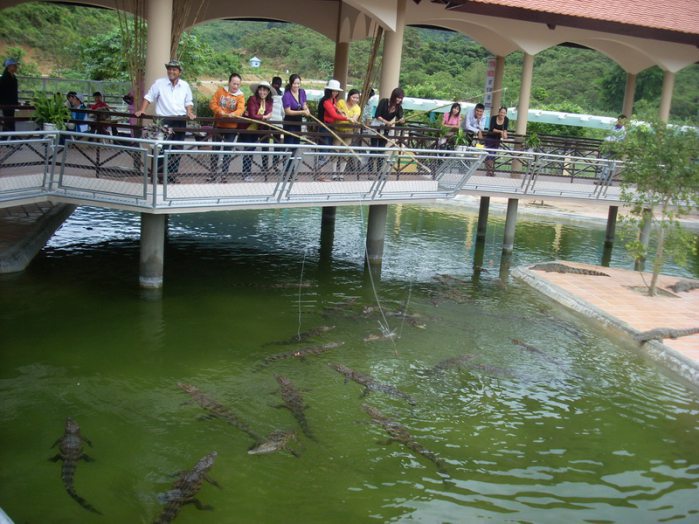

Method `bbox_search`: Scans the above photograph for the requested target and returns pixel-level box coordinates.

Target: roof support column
[622,73,636,117]
[515,52,534,136]
[334,42,350,90]
[659,70,675,123]
[490,56,505,114]
[379,0,406,97]
[145,0,173,93]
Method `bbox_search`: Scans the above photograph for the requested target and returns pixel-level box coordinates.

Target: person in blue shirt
[66,92,89,133]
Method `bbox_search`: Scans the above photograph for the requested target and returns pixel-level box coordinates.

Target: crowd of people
[1,56,513,177]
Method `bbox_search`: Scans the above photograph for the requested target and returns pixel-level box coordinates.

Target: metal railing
[0,131,491,210]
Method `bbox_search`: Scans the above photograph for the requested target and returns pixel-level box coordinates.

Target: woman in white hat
[317,79,350,180]
[317,79,348,145]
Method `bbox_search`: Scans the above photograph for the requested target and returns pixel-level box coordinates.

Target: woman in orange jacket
[209,72,246,180]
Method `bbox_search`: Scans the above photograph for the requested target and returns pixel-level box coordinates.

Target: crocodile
[274,375,315,441]
[362,404,447,475]
[177,383,262,443]
[667,280,699,293]
[329,363,416,405]
[155,451,219,524]
[511,338,546,356]
[262,341,345,365]
[248,430,299,457]
[429,354,476,373]
[530,263,610,276]
[265,325,336,346]
[635,327,699,344]
[49,417,101,515]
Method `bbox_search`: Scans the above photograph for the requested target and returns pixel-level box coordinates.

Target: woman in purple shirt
[282,74,310,145]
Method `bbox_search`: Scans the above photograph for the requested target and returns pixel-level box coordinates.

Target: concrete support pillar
[622,73,636,118]
[659,70,675,123]
[365,204,388,266]
[379,0,406,98]
[515,53,534,136]
[490,56,506,114]
[144,0,173,98]
[502,198,519,254]
[333,42,350,91]
[605,206,619,245]
[139,213,166,288]
[319,206,336,275]
[476,196,490,241]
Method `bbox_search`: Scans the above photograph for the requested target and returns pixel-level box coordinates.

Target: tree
[606,119,699,295]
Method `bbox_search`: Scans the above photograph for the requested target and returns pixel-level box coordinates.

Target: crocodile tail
[66,486,102,515]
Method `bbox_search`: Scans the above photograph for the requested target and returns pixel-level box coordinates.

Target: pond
[1,203,698,523]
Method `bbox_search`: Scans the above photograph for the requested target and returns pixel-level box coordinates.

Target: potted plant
[32,93,70,131]
[453,129,470,151]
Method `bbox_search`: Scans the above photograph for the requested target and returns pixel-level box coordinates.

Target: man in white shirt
[136,60,196,179]
[462,103,486,145]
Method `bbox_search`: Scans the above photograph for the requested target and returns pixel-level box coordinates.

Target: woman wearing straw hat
[240,80,273,180]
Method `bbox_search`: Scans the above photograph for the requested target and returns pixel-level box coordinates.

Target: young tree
[607,119,699,296]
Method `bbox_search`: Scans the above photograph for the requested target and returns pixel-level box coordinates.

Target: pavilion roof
[439,0,699,45]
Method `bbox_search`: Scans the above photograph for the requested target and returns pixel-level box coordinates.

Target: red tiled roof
[447,0,699,43]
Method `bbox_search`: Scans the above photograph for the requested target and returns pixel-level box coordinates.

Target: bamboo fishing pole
[229,114,317,145]
[306,112,363,163]
[360,122,433,174]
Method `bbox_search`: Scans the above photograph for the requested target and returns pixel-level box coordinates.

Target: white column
[144,0,173,99]
[490,55,505,113]
[515,53,534,135]
[379,0,406,98]
[334,42,350,90]
[659,70,675,123]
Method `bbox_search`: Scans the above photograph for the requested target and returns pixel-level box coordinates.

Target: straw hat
[325,79,343,92]
[250,80,272,95]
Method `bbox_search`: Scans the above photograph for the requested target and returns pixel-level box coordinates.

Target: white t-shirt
[144,77,193,117]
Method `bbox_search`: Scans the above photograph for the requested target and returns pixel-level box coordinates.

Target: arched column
[379,0,406,97]
[659,70,675,123]
[515,53,534,136]
[334,42,350,90]
[144,0,173,97]
[490,56,506,114]
[622,73,636,117]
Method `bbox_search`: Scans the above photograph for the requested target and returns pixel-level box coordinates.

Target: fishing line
[357,199,398,355]
[297,248,307,341]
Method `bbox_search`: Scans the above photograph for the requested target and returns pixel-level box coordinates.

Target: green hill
[0,2,696,123]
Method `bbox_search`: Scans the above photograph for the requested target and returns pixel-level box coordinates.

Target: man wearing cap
[0,58,19,134]
[135,60,196,178]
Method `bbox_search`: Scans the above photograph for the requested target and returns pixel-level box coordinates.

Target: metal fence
[0,131,493,210]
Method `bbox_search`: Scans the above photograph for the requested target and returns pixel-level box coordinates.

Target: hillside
[0,2,697,123]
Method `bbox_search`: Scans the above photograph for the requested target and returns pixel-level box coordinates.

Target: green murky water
[1,204,698,523]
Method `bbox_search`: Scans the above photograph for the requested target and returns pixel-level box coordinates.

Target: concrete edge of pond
[512,265,699,388]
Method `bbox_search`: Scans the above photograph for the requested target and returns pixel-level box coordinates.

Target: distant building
[249,56,261,68]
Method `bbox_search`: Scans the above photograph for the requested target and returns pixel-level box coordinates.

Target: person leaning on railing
[135,59,197,180]
[484,106,509,176]
[239,81,273,181]
[336,88,362,174]
[368,87,405,174]
[208,72,245,181]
